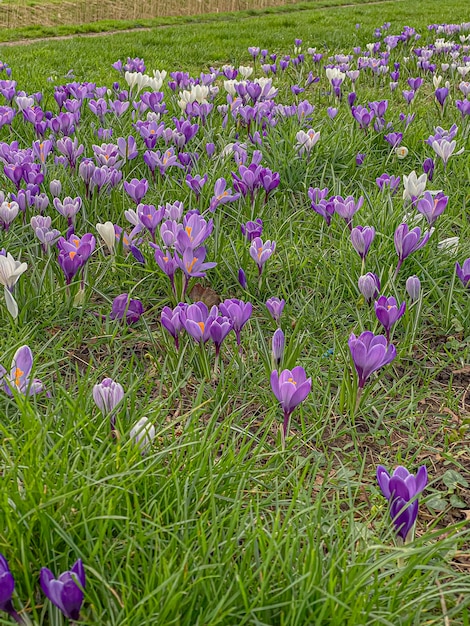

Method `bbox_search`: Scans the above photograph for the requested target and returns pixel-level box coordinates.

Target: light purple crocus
[358,273,380,304]
[272,328,285,367]
[377,465,427,541]
[394,224,430,277]
[270,366,311,439]
[209,177,240,212]
[348,331,396,389]
[219,298,253,345]
[455,258,470,288]
[0,345,44,397]
[0,553,22,624]
[124,178,149,205]
[265,297,285,325]
[137,203,165,241]
[374,296,406,342]
[416,192,448,226]
[333,195,364,230]
[241,218,263,241]
[40,559,86,621]
[249,237,276,275]
[181,302,218,344]
[350,226,375,259]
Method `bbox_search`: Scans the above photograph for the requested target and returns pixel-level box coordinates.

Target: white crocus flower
[96,222,116,254]
[325,67,345,84]
[15,96,34,111]
[149,70,167,91]
[130,417,156,454]
[0,253,27,319]
[433,74,443,89]
[431,139,464,167]
[296,129,321,155]
[403,171,427,203]
[238,66,254,79]
[224,80,238,97]
[395,146,409,159]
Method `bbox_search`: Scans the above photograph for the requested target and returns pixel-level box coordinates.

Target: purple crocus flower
[249,237,276,275]
[265,297,285,325]
[241,218,263,241]
[434,87,449,108]
[53,196,82,221]
[422,157,435,182]
[350,226,375,259]
[238,268,247,289]
[394,224,430,276]
[57,233,95,284]
[110,293,144,325]
[0,345,44,397]
[181,302,218,344]
[376,173,401,195]
[334,195,364,230]
[348,331,396,389]
[209,177,240,212]
[0,553,23,624]
[376,465,427,541]
[93,377,124,430]
[137,203,165,241]
[176,213,213,253]
[124,178,149,205]
[416,192,448,226]
[358,273,380,304]
[374,296,406,342]
[40,559,86,621]
[185,173,208,198]
[219,298,253,345]
[455,258,470,288]
[270,366,311,439]
[161,303,187,349]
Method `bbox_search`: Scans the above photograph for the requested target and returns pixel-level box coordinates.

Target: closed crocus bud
[129,417,156,454]
[49,179,62,197]
[266,297,286,325]
[358,273,380,304]
[238,268,247,289]
[40,559,85,622]
[406,276,421,302]
[272,328,285,367]
[93,378,124,430]
[96,221,116,254]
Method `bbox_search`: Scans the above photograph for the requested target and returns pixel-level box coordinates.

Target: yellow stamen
[197,321,205,332]
[14,367,24,387]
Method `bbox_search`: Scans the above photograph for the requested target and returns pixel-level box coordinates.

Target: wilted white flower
[437,236,459,254]
[395,146,409,159]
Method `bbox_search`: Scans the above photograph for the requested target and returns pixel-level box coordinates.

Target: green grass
[1,0,470,624]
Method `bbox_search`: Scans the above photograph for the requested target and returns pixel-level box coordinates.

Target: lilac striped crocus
[358,273,380,304]
[333,195,363,230]
[416,192,448,227]
[161,303,187,349]
[265,297,286,325]
[249,237,276,275]
[124,178,149,205]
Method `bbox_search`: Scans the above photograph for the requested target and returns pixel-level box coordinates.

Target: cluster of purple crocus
[0,554,85,623]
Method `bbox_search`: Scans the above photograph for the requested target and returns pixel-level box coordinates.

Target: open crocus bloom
[0,345,44,396]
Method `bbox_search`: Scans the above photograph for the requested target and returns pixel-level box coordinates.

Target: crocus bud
[238,268,247,289]
[49,179,62,197]
[358,272,380,304]
[272,328,285,367]
[93,378,124,430]
[406,275,421,302]
[129,416,156,454]
[266,297,286,325]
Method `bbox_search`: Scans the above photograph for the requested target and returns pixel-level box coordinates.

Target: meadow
[0,0,470,624]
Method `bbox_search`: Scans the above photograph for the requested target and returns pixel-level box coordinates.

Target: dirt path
[0,0,403,47]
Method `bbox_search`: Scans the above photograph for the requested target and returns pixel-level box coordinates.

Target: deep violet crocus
[209,315,233,356]
[393,224,430,277]
[455,258,470,288]
[181,302,218,344]
[110,293,144,325]
[161,303,188,349]
[348,331,396,390]
[40,559,86,621]
[241,219,263,241]
[0,553,23,624]
[377,465,428,541]
[374,296,406,342]
[270,366,311,440]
